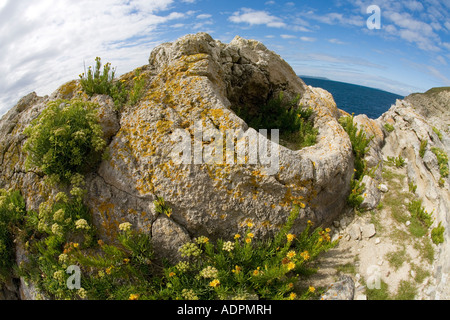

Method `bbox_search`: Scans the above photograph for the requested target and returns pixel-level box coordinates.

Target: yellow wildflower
[300,251,310,261]
[169,272,176,277]
[286,234,295,242]
[286,251,296,259]
[129,294,139,300]
[232,265,241,274]
[287,262,296,271]
[106,266,114,275]
[73,243,79,249]
[234,234,241,240]
[325,228,331,233]
[289,293,297,300]
[123,258,130,264]
[209,279,220,288]
[247,233,255,238]
[309,286,316,293]
[247,222,254,228]
[245,237,252,244]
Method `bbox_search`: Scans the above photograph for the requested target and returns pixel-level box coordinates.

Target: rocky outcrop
[379,92,450,300]
[0,33,354,270]
[1,32,448,300]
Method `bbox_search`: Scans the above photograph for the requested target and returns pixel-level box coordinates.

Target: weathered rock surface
[321,275,355,300]
[1,33,448,301]
[0,33,353,269]
[378,91,450,300]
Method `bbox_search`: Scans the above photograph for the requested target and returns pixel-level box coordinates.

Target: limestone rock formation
[0,33,353,269]
[378,91,450,300]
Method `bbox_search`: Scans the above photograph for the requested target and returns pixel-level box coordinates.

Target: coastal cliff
[0,33,448,300]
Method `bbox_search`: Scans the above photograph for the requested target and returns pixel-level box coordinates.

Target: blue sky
[1,0,449,115]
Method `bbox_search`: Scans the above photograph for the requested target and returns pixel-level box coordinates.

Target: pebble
[379,184,389,193]
[375,238,381,245]
[406,221,411,226]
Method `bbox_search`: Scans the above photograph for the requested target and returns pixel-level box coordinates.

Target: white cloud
[328,38,346,45]
[0,0,185,115]
[229,8,286,28]
[280,34,296,39]
[197,14,212,19]
[300,36,316,42]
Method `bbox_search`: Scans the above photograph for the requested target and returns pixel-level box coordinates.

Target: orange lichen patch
[57,80,80,99]
[95,201,118,239]
[156,119,174,135]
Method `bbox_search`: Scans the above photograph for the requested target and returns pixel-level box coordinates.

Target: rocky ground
[309,157,446,300]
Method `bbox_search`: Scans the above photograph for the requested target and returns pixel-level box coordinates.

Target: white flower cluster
[75,219,90,230]
[179,242,202,258]
[51,223,64,237]
[53,209,65,222]
[175,261,190,273]
[199,266,218,279]
[119,222,132,232]
[222,241,235,252]
[182,289,199,300]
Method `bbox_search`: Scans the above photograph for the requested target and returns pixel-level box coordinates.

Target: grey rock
[321,275,355,300]
[362,223,376,239]
[349,224,362,241]
[360,175,381,211]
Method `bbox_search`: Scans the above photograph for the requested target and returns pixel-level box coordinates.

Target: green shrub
[431,147,449,179]
[80,57,116,97]
[18,202,336,300]
[432,127,443,141]
[128,70,147,106]
[18,186,97,299]
[23,99,106,184]
[154,197,173,218]
[383,123,395,133]
[431,222,445,245]
[408,182,417,194]
[419,140,428,158]
[347,174,365,208]
[387,155,406,168]
[408,200,434,229]
[0,189,25,282]
[79,58,148,110]
[233,93,318,150]
[339,114,373,180]
[161,206,336,300]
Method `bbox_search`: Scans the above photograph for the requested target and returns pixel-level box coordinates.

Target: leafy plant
[0,189,26,282]
[339,114,373,180]
[431,222,445,245]
[233,93,318,150]
[419,140,428,158]
[79,58,148,110]
[23,99,106,184]
[387,155,406,168]
[162,206,336,300]
[383,123,394,133]
[408,200,434,229]
[347,174,365,209]
[154,197,173,218]
[432,127,443,141]
[18,201,336,300]
[80,57,116,97]
[431,147,449,180]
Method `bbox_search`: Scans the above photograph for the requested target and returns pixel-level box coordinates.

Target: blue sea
[301,76,404,119]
